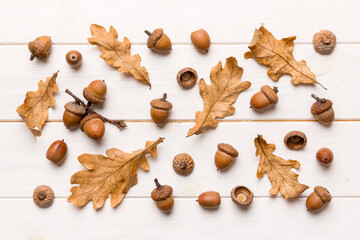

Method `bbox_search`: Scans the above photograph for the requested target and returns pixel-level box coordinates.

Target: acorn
[151,178,174,212]
[214,143,238,170]
[63,102,86,129]
[83,80,107,104]
[306,186,332,212]
[28,36,52,61]
[197,191,221,209]
[150,93,173,125]
[190,29,211,52]
[66,50,82,68]
[145,28,172,53]
[250,85,279,110]
[46,139,68,164]
[80,114,105,140]
[311,94,334,125]
[316,147,334,165]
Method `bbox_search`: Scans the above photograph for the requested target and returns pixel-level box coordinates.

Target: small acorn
[311,94,334,125]
[150,93,173,125]
[151,178,174,212]
[214,143,238,170]
[316,147,333,165]
[250,85,279,110]
[46,139,68,164]
[190,29,211,52]
[80,114,105,140]
[63,102,86,129]
[83,80,107,104]
[28,36,52,61]
[306,186,332,212]
[145,28,172,53]
[197,191,221,209]
[66,50,82,68]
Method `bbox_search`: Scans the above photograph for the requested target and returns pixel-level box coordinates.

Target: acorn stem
[30,54,35,61]
[311,94,326,103]
[154,178,162,189]
[272,86,279,93]
[162,93,167,101]
[145,30,151,36]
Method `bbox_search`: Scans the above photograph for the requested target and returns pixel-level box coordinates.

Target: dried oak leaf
[16,71,59,137]
[68,137,163,210]
[187,57,251,137]
[88,24,150,87]
[254,135,309,199]
[244,25,325,89]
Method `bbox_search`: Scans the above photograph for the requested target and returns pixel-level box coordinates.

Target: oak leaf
[88,24,150,87]
[187,57,251,137]
[68,137,163,210]
[16,71,59,137]
[254,135,309,199]
[244,25,325,89]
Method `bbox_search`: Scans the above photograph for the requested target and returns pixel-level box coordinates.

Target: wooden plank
[0,0,359,43]
[0,122,357,197]
[0,198,359,240]
[0,44,358,120]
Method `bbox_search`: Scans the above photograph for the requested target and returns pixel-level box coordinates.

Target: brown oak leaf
[244,25,325,89]
[68,137,163,210]
[88,24,150,87]
[16,71,59,137]
[187,57,251,137]
[254,135,309,199]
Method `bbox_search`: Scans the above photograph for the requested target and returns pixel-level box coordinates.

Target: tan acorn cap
[83,87,105,104]
[151,179,173,201]
[283,131,307,150]
[217,143,239,158]
[173,153,194,176]
[79,113,102,131]
[64,102,86,115]
[33,185,54,208]
[313,30,336,55]
[311,98,333,115]
[314,186,332,203]
[261,85,279,104]
[150,93,173,110]
[147,28,163,48]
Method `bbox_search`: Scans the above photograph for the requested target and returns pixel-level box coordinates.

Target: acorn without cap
[63,102,86,129]
[80,114,105,140]
[250,85,279,110]
[311,94,334,125]
[28,36,52,61]
[214,143,238,170]
[151,178,174,212]
[145,28,172,53]
[83,80,107,104]
[306,186,332,212]
[150,93,173,125]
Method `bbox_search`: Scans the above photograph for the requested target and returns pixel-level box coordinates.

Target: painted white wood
[0,198,359,240]
[0,0,360,43]
[0,122,358,197]
[0,44,358,120]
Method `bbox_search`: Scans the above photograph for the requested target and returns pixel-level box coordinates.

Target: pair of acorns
[250,85,335,125]
[63,80,107,139]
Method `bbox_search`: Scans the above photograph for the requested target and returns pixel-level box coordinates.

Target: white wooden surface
[1,0,360,239]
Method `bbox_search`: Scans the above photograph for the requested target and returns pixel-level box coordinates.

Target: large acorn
[28,36,52,61]
[150,93,173,125]
[63,102,86,129]
[250,85,279,110]
[311,94,334,125]
[80,114,105,140]
[145,28,172,53]
[83,80,107,104]
[151,178,174,212]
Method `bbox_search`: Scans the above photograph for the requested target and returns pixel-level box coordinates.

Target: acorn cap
[313,30,336,55]
[217,143,239,158]
[151,184,173,201]
[83,87,105,104]
[231,185,254,206]
[311,99,333,115]
[177,67,198,89]
[314,186,332,203]
[147,28,163,48]
[173,153,194,176]
[283,131,307,150]
[64,102,86,115]
[33,185,54,208]
[150,96,173,110]
[261,85,278,104]
[80,113,102,131]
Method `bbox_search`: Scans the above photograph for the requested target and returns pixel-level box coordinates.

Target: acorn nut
[197,191,221,209]
[316,147,333,165]
[214,143,238,170]
[63,102,86,129]
[151,178,174,212]
[80,114,105,140]
[313,30,336,55]
[145,28,172,53]
[311,94,334,125]
[66,50,82,68]
[190,29,211,52]
[33,185,54,208]
[28,36,52,61]
[173,153,194,176]
[177,67,198,89]
[83,80,107,104]
[150,93,173,125]
[250,85,279,110]
[46,139,68,164]
[283,131,307,150]
[231,186,254,207]
[306,186,331,212]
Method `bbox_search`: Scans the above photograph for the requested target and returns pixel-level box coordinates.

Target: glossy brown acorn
[83,80,107,104]
[197,191,221,209]
[190,29,211,52]
[306,186,332,212]
[80,114,105,140]
[214,143,238,170]
[150,93,173,125]
[145,28,172,53]
[63,102,86,129]
[250,85,279,110]
[316,147,333,165]
[66,50,82,68]
[46,140,68,164]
